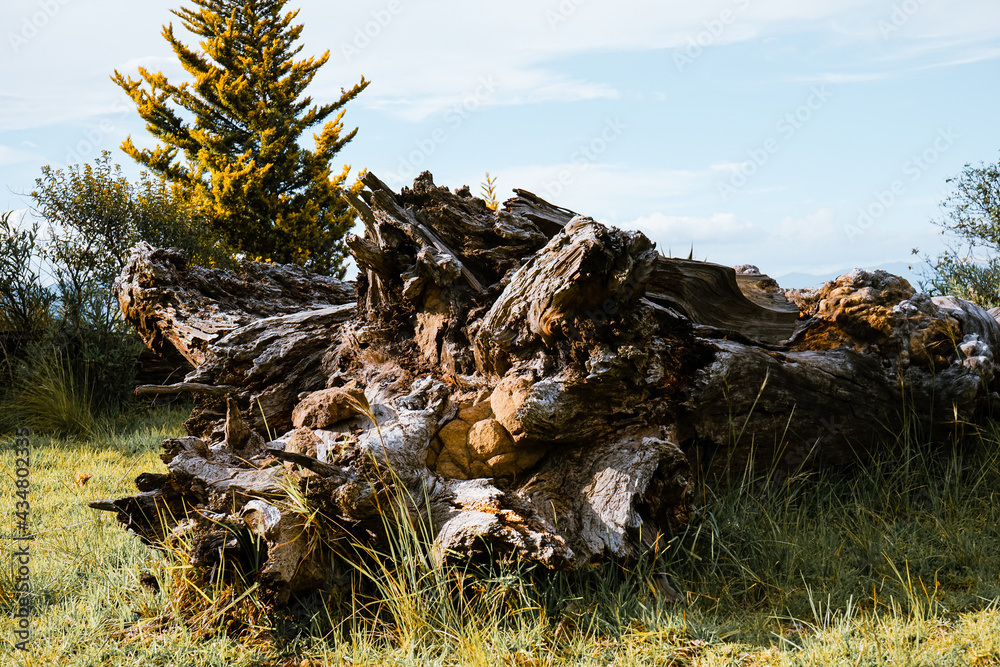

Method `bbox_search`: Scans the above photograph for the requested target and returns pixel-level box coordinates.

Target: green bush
[921,155,1000,307]
[0,153,234,432]
[0,210,54,336]
[0,211,56,402]
[132,171,236,269]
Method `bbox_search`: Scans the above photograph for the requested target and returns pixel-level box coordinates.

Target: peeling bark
[93,171,1000,605]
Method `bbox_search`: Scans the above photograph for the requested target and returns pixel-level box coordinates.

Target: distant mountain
[774,261,924,291]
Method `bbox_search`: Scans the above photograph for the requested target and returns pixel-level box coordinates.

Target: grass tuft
[1,351,95,439]
[3,404,1000,665]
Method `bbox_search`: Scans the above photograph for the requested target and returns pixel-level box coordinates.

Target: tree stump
[92,171,1000,604]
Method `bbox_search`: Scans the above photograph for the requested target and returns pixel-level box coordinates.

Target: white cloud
[0,90,130,133]
[608,205,921,280]
[308,0,1000,119]
[474,164,709,221]
[113,56,186,79]
[628,211,758,246]
[1,209,52,243]
[358,70,619,123]
[710,162,751,174]
[2,0,998,130]
[796,44,1000,85]
[0,144,39,168]
[771,207,840,244]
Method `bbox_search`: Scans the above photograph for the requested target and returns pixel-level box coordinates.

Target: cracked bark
[92,171,1000,604]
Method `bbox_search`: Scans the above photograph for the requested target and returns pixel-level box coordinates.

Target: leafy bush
[0,210,54,336]
[922,253,1000,308]
[132,171,235,269]
[0,211,55,402]
[922,156,1000,307]
[0,153,233,432]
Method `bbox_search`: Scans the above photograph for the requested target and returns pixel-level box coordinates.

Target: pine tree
[113,0,368,276]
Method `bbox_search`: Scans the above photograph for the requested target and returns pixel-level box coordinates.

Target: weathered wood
[504,188,578,237]
[116,245,357,439]
[94,171,1000,607]
[114,244,355,367]
[268,449,349,479]
[134,382,236,396]
[646,257,800,345]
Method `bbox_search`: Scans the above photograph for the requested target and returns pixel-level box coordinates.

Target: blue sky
[2,0,999,286]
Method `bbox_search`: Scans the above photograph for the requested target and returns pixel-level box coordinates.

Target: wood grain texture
[94,171,1000,606]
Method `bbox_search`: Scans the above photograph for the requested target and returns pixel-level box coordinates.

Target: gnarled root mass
[92,171,1000,604]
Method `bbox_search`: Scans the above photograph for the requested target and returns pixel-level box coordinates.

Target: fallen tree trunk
[92,171,1000,605]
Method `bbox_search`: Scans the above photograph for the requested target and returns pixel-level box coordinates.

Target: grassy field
[2,406,1000,666]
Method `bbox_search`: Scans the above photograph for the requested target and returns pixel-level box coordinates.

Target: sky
[2,0,1000,287]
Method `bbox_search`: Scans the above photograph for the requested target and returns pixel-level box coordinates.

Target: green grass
[2,407,1000,666]
[0,352,97,440]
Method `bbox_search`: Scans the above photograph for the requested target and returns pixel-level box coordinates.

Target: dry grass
[2,407,1000,666]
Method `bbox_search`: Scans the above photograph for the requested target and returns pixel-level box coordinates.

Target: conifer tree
[113,0,368,276]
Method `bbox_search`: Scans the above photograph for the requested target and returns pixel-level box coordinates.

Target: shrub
[0,210,54,336]
[0,153,234,432]
[0,210,56,399]
[921,155,1000,307]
